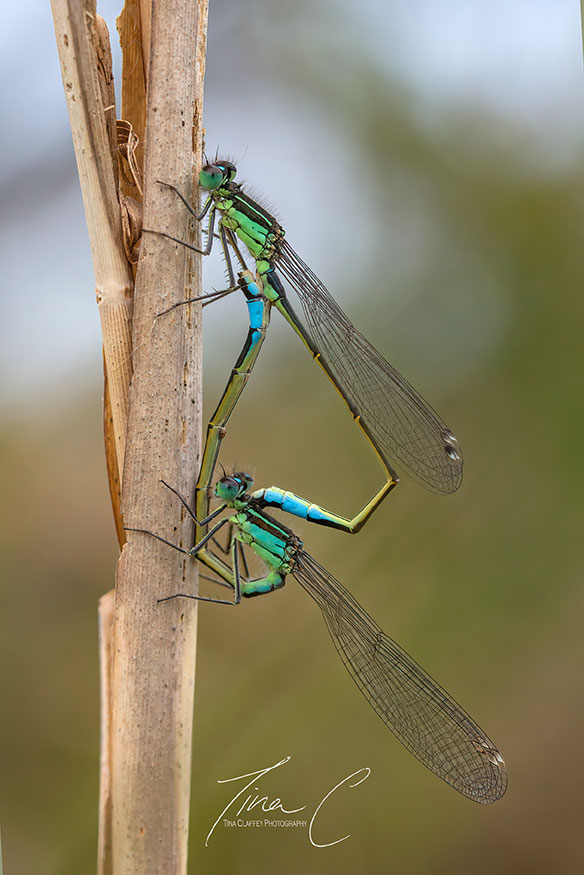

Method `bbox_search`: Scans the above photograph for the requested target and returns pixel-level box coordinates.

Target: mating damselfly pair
[127,157,507,804]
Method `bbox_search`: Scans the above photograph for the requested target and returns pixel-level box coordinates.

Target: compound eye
[199,164,224,190]
[239,472,255,489]
[215,476,240,500]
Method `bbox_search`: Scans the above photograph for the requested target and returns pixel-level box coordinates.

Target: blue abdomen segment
[240,274,265,331]
[247,299,264,330]
[231,274,270,374]
[253,487,349,530]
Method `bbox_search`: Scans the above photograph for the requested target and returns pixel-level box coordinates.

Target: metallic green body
[190,181,396,584]
[229,500,298,595]
[126,473,506,805]
[192,176,397,556]
[155,161,463,503]
[153,161,462,585]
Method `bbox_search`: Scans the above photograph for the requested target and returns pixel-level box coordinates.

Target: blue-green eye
[199,165,224,190]
[199,161,237,190]
[215,477,241,500]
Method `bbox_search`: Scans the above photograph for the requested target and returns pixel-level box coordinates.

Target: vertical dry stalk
[111,0,207,872]
[52,0,208,871]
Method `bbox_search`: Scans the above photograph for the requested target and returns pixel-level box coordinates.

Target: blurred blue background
[1,1,583,872]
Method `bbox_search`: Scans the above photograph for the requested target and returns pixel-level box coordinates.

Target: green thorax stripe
[220,184,280,233]
[244,503,297,542]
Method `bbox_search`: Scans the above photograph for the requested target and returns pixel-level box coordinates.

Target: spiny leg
[123,527,190,555]
[156,284,239,319]
[231,537,242,603]
[134,482,242,595]
[210,523,253,583]
[225,228,248,272]
[124,517,240,603]
[156,180,211,222]
[158,528,242,606]
[219,226,241,287]
[125,516,228,558]
[238,540,251,579]
[159,479,226,528]
[150,227,252,318]
[144,205,216,256]
[211,520,233,556]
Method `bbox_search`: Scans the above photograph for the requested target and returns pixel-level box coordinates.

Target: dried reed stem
[52,0,208,870]
[110,0,207,871]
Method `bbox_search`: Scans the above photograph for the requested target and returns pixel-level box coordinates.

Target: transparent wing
[293,551,507,803]
[277,240,463,493]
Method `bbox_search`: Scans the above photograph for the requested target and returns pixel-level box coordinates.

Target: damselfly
[126,472,506,804]
[152,159,463,531]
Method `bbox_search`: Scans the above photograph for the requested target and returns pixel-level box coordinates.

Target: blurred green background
[2,1,584,872]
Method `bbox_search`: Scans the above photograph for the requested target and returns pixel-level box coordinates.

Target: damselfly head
[199,159,237,191]
[215,471,254,501]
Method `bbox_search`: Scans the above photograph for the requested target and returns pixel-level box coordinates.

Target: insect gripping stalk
[153,159,462,552]
[124,159,506,804]
[127,472,507,804]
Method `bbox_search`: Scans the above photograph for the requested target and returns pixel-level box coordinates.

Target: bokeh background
[1,1,584,872]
